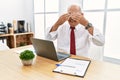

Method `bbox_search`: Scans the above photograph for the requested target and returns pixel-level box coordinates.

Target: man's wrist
[85,23,93,30]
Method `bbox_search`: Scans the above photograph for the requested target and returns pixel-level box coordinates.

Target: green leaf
[19,50,35,60]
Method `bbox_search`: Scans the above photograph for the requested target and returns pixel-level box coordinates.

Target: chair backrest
[0,42,9,51]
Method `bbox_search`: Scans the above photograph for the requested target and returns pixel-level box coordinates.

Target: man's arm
[50,21,60,32]
[71,13,104,46]
[70,13,94,35]
[50,13,70,32]
[83,22,94,35]
[80,19,105,46]
[46,13,70,40]
[78,16,104,46]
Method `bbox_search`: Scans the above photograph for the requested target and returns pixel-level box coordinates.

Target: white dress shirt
[46,22,104,57]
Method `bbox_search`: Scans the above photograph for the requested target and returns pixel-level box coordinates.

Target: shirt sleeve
[45,27,58,41]
[89,28,105,46]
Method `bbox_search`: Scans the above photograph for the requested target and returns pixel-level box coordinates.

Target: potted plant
[19,50,35,66]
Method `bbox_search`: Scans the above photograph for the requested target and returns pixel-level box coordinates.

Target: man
[46,4,104,57]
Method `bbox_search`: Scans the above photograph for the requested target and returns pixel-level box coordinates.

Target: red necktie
[70,27,76,55]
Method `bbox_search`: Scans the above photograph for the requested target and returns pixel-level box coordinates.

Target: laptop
[31,38,70,61]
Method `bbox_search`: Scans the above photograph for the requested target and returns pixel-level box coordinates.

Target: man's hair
[67,4,82,12]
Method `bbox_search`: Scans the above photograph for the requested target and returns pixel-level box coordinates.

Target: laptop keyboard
[57,55,65,59]
[57,52,70,60]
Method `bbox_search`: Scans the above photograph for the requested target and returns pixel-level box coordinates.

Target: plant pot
[21,59,33,66]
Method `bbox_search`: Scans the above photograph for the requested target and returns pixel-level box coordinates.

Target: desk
[0,45,120,80]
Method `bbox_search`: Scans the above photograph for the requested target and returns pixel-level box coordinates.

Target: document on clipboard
[53,58,91,78]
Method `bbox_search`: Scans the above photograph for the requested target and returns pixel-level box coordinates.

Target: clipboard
[53,58,91,78]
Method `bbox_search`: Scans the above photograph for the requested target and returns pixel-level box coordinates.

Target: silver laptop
[31,38,70,61]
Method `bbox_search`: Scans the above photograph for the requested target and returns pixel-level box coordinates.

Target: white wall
[0,0,34,31]
[24,0,34,32]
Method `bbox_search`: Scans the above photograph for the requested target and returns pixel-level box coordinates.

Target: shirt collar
[69,24,83,31]
[66,21,84,31]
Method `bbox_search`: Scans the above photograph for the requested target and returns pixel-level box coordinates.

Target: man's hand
[56,13,70,25]
[70,13,93,35]
[50,13,70,32]
[70,13,88,27]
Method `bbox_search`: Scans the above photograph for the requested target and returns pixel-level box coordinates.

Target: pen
[56,64,75,68]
